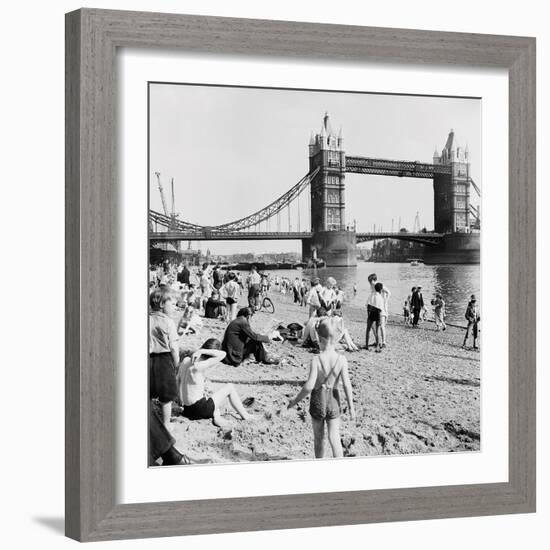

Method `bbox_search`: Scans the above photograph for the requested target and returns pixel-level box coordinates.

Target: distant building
[370,238,426,263]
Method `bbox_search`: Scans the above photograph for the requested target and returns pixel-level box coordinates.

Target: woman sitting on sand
[332,311,360,352]
[286,319,355,458]
[177,338,255,428]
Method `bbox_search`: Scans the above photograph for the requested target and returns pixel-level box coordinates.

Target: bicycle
[252,288,275,314]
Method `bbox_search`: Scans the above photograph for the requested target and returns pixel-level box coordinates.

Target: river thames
[267,261,480,326]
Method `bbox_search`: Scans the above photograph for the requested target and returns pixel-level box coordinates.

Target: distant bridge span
[356,232,445,246]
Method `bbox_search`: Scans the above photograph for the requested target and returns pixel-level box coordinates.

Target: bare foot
[178,454,212,465]
[212,415,232,429]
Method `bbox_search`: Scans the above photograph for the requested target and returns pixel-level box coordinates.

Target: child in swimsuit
[286,318,355,458]
[177,338,254,428]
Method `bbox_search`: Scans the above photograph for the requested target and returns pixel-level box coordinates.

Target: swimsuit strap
[317,354,342,390]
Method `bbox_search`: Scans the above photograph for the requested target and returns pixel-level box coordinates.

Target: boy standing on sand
[368,273,391,347]
[366,282,385,352]
[149,288,180,428]
[403,298,411,324]
[433,293,447,331]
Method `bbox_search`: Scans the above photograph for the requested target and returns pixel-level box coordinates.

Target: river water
[265,262,480,326]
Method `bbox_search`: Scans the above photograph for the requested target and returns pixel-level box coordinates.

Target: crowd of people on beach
[148,259,480,465]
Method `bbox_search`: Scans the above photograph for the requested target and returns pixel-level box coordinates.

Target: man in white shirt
[246,265,262,308]
[306,277,322,318]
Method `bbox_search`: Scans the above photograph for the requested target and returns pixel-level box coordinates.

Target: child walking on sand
[432,293,447,331]
[149,288,180,428]
[286,318,355,458]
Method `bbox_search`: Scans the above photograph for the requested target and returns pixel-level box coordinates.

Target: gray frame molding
[65,8,536,542]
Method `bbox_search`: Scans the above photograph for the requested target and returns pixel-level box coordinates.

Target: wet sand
[168,290,480,463]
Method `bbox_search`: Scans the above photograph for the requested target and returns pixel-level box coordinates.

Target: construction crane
[170,177,176,222]
[169,177,181,229]
[155,172,169,217]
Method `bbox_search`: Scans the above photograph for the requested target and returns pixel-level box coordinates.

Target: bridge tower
[305,113,357,266]
[427,129,479,263]
[432,129,471,233]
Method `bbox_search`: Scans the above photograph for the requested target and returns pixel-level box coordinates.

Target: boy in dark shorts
[149,288,180,428]
[366,282,385,352]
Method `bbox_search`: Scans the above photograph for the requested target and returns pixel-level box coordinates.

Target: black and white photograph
[148,82,481,466]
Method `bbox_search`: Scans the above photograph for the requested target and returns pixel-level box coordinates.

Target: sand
[168,290,480,463]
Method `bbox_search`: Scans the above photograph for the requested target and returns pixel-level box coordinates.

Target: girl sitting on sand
[286,318,356,458]
[332,311,360,352]
[177,338,255,428]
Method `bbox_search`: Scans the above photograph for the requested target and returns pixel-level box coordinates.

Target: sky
[149,83,481,255]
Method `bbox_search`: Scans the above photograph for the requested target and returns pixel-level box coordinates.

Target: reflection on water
[267,262,480,325]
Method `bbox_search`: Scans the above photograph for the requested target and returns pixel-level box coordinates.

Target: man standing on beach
[212,264,224,290]
[306,277,323,318]
[462,294,480,349]
[410,286,424,327]
[246,265,262,308]
[177,262,190,286]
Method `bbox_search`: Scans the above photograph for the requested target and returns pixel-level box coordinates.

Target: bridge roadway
[150,230,313,241]
[150,230,445,244]
[345,156,451,178]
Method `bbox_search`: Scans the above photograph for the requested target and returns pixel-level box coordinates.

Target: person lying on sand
[177,338,255,429]
[285,318,355,458]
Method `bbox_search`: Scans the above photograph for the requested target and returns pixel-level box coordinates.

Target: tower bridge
[150,113,480,265]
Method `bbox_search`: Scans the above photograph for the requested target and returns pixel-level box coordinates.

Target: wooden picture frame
[65,8,536,542]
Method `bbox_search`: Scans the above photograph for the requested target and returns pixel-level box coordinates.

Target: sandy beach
[167,290,480,463]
